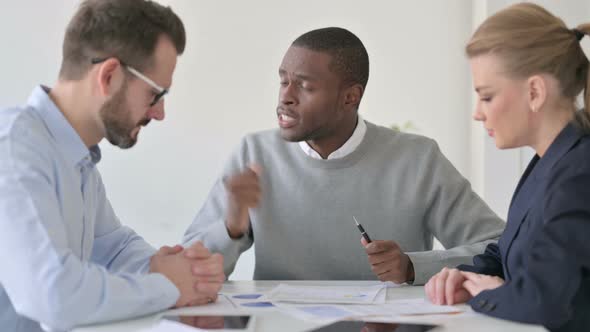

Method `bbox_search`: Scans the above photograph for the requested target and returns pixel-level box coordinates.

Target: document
[277,304,355,322]
[276,298,464,323]
[347,299,463,317]
[162,294,239,316]
[261,284,387,304]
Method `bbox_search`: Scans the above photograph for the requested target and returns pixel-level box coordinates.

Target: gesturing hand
[224,165,262,239]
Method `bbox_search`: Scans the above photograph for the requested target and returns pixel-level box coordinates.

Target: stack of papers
[261,284,387,304]
[145,284,465,327]
[276,298,464,323]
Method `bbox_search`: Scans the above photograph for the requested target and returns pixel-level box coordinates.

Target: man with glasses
[0,1,224,332]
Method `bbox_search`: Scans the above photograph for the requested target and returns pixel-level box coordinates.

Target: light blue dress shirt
[0,86,179,332]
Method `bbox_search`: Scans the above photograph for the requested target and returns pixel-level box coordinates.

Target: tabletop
[73,280,547,332]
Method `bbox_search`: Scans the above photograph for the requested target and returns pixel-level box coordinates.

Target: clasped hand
[150,242,225,307]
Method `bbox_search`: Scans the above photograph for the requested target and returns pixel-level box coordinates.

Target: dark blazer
[459,122,590,332]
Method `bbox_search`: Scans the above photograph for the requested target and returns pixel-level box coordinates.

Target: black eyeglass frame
[91,57,168,107]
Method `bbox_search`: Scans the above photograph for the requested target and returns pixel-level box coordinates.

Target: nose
[279,82,296,106]
[472,104,485,122]
[148,101,165,121]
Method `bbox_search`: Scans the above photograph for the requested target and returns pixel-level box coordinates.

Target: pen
[353,216,372,243]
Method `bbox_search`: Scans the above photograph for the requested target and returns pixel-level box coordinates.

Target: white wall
[1,1,588,280]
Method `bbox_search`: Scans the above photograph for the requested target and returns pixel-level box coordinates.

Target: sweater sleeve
[183,138,254,277]
[406,140,505,284]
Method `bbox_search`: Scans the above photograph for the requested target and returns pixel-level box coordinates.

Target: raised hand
[224,164,262,239]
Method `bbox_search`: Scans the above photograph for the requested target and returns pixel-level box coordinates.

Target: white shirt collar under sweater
[298,114,367,160]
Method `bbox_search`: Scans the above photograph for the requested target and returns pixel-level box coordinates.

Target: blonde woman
[425,3,590,331]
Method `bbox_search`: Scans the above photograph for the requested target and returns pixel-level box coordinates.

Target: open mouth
[278,113,297,128]
[277,108,298,129]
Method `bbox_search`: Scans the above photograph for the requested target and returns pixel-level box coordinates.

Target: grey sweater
[184,121,505,284]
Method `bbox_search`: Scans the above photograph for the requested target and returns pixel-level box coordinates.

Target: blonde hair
[466,2,590,129]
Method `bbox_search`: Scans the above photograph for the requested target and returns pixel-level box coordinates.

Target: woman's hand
[461,271,504,297]
[425,267,472,305]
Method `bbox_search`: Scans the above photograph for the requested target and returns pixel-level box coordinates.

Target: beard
[99,82,150,149]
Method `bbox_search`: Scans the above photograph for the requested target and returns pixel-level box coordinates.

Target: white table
[73,281,548,332]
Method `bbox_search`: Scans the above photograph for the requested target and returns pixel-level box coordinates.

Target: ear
[526,75,547,113]
[96,58,125,98]
[342,83,364,111]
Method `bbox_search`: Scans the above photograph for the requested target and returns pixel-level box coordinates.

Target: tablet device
[309,321,439,332]
[162,315,255,331]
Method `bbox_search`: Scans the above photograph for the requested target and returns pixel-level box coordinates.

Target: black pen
[353,216,372,243]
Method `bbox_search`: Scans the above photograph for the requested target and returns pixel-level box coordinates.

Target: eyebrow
[475,86,491,93]
[278,69,317,82]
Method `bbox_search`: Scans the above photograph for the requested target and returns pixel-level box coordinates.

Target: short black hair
[292,27,369,89]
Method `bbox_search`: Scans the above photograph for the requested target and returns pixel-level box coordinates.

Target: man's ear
[526,75,547,113]
[343,83,364,111]
[96,58,124,97]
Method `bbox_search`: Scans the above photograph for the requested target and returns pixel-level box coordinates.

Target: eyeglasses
[91,57,168,107]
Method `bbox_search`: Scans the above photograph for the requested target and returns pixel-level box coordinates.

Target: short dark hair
[59,0,186,80]
[292,27,369,89]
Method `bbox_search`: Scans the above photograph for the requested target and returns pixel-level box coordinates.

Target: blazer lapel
[501,123,584,278]
[501,163,542,273]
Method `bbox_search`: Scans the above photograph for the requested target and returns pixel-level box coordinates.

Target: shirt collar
[299,114,367,160]
[27,85,101,167]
